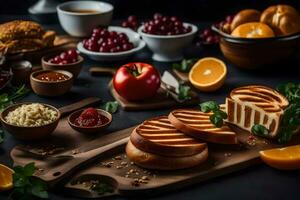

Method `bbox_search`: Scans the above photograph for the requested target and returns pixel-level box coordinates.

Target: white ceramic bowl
[57,1,113,37]
[138,23,198,62]
[77,26,146,61]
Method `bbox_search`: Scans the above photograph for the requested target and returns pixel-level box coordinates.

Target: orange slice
[260,145,300,170]
[189,57,227,92]
[0,164,14,191]
[231,22,275,38]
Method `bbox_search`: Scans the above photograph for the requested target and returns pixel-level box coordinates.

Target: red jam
[35,72,70,82]
[74,107,109,127]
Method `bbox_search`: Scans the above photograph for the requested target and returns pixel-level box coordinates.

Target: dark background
[1,0,300,20]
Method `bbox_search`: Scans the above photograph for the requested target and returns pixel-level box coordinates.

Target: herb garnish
[200,101,227,128]
[172,58,198,73]
[103,101,119,114]
[90,182,114,195]
[251,124,269,137]
[0,85,30,111]
[10,162,48,200]
[276,82,300,143]
[178,84,192,101]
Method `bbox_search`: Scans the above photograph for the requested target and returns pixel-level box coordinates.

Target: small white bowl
[138,23,198,62]
[77,26,146,61]
[57,1,113,37]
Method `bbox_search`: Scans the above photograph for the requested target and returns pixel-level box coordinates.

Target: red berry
[205,36,214,44]
[128,15,137,23]
[122,21,130,27]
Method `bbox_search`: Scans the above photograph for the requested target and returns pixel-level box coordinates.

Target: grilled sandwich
[226,85,289,137]
[169,109,238,144]
[131,116,206,157]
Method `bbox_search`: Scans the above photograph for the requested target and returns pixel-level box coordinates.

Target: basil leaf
[200,101,219,113]
[178,84,191,101]
[103,101,118,114]
[251,124,269,137]
[210,114,223,128]
[30,178,48,199]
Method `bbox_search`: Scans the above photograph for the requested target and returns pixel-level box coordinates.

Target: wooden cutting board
[90,67,199,111]
[11,117,300,198]
[172,69,189,82]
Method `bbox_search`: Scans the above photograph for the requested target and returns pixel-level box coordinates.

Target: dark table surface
[0,15,300,200]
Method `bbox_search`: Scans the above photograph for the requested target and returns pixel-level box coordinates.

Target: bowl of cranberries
[42,49,83,78]
[77,26,146,61]
[138,13,197,62]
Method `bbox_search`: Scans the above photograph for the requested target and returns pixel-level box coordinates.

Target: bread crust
[168,110,238,144]
[130,126,206,157]
[126,140,208,170]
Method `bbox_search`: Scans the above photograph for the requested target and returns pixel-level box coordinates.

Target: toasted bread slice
[226,85,289,137]
[131,116,206,157]
[169,109,238,144]
[126,140,208,170]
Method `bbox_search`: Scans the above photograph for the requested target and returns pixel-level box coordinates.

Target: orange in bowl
[0,164,14,191]
[260,145,300,170]
[189,57,227,92]
[231,22,275,38]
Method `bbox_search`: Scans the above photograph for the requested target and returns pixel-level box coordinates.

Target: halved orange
[189,57,227,92]
[260,145,300,170]
[0,164,14,191]
[231,22,275,38]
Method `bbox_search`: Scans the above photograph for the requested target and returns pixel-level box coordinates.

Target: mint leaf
[23,162,35,177]
[172,58,197,72]
[178,84,192,101]
[210,114,223,128]
[251,124,269,137]
[11,163,49,199]
[103,101,118,114]
[200,101,219,113]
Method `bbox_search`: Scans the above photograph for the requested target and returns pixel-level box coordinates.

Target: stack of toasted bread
[0,20,56,54]
[126,85,290,170]
[126,111,237,170]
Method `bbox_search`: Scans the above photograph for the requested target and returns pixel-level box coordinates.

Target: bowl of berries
[138,13,198,62]
[42,49,83,78]
[77,26,146,61]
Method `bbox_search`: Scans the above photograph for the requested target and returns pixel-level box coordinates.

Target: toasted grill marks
[227,99,235,122]
[244,106,252,128]
[168,109,237,144]
[131,116,206,157]
[226,85,289,138]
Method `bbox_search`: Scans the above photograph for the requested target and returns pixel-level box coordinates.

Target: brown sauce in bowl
[35,72,70,82]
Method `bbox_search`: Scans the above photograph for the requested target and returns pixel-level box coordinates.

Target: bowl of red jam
[30,69,74,97]
[42,49,83,78]
[68,107,112,134]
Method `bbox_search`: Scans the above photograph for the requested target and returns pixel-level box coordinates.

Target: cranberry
[122,21,130,28]
[128,15,137,23]
[109,31,118,38]
[99,46,110,52]
[118,33,128,41]
[67,49,78,60]
[143,14,191,35]
[205,36,214,44]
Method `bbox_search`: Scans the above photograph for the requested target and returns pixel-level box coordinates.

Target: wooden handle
[39,137,129,186]
[58,97,102,116]
[89,67,117,76]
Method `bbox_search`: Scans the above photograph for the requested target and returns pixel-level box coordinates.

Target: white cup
[57,1,113,37]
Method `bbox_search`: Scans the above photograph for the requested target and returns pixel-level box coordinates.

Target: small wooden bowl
[30,69,74,97]
[42,54,84,78]
[212,26,300,69]
[0,103,60,140]
[68,109,112,134]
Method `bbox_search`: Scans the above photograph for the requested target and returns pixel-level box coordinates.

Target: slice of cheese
[226,85,288,137]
